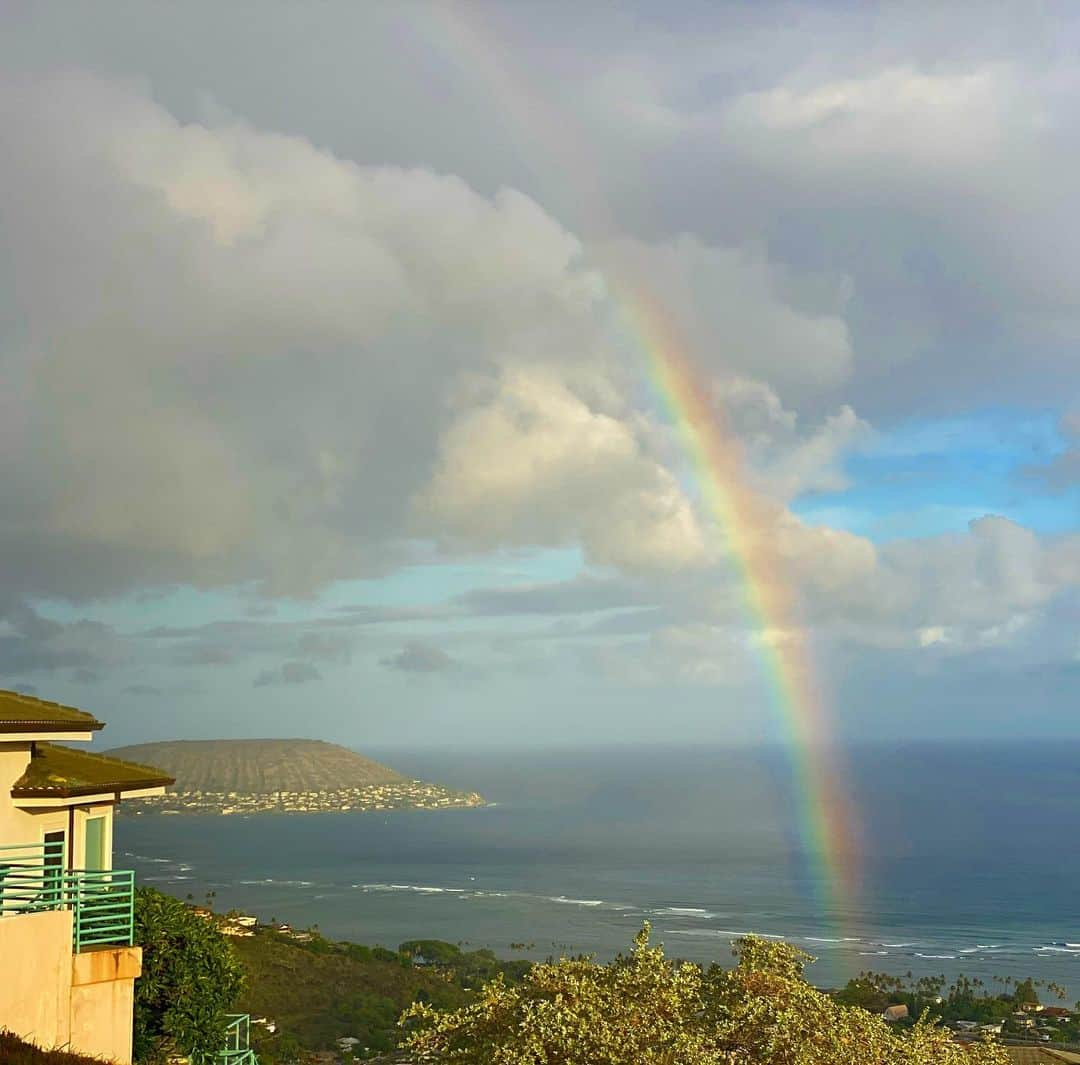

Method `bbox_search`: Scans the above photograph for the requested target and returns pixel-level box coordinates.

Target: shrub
[400,925,1009,1065]
[133,888,244,1064]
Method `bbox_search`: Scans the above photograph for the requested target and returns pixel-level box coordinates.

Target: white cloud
[0,72,629,598]
[418,365,706,570]
[717,378,870,500]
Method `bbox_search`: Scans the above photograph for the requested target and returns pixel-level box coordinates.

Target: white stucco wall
[0,741,116,867]
[0,743,69,854]
[0,739,134,1062]
[0,909,73,1050]
[70,946,142,1065]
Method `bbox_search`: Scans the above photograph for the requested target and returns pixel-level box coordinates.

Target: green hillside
[106,738,405,794]
[231,925,530,1061]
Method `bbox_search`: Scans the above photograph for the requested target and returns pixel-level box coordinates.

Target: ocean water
[116,743,1080,994]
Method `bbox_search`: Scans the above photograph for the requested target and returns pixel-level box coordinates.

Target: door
[43,830,65,906]
[84,816,106,871]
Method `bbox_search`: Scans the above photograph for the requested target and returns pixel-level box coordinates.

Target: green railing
[217,1014,258,1065]
[0,841,135,951]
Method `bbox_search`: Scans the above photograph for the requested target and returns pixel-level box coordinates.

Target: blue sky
[1,2,1078,747]
[795,409,1078,540]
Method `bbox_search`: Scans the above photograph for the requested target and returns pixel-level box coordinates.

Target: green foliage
[1012,977,1040,1006]
[230,925,486,1060]
[837,967,1080,1041]
[400,925,1010,1065]
[400,938,465,964]
[133,888,244,1064]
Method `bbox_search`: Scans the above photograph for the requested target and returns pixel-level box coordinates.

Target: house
[0,689,173,1064]
[221,921,256,937]
[882,1004,909,1022]
[1041,1006,1071,1019]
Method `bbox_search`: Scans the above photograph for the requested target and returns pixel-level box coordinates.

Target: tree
[133,888,244,1064]
[400,925,1009,1065]
[1012,977,1040,1006]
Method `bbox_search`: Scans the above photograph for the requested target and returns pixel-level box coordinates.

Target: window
[84,816,106,871]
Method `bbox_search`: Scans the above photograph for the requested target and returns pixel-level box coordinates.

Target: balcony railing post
[0,843,135,952]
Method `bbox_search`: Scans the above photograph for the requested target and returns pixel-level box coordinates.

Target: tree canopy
[133,887,245,1064]
[400,925,1009,1065]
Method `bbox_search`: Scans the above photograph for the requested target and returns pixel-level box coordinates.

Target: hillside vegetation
[231,925,530,1060]
[106,738,404,793]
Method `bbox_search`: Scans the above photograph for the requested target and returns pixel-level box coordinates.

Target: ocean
[115,742,1080,994]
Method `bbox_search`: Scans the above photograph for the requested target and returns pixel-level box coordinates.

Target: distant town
[125,779,488,816]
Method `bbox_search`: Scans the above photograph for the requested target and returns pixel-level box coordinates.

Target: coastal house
[0,689,173,1063]
[882,1004,909,1022]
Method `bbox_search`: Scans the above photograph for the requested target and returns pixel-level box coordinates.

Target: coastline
[121,780,487,816]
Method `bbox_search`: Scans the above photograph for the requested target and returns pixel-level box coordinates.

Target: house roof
[0,689,104,734]
[12,742,174,799]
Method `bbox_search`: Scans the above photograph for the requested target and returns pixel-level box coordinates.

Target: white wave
[549,896,606,907]
[805,937,843,943]
[667,928,784,940]
[354,882,463,894]
[235,877,317,887]
[881,942,918,948]
[915,953,957,959]
[1035,946,1080,953]
[859,950,889,955]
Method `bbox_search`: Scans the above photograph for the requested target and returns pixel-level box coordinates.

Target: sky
[0,1,1077,748]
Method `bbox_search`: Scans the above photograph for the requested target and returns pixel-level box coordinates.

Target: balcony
[0,841,134,952]
[219,1014,259,1065]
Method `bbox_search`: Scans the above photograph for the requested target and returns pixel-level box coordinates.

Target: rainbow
[620,285,859,916]
[408,4,859,919]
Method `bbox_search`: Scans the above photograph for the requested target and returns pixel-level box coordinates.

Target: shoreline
[121,780,488,816]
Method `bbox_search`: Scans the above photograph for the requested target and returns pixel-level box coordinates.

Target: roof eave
[0,729,97,743]
[12,776,175,801]
[0,720,104,734]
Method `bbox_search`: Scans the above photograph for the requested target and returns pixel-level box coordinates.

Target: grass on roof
[0,689,101,727]
[12,743,173,794]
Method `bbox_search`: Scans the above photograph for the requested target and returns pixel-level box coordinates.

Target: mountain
[105,738,406,794]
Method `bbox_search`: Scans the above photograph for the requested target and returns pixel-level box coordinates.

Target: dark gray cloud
[380,642,459,674]
[253,660,322,687]
[0,599,129,675]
